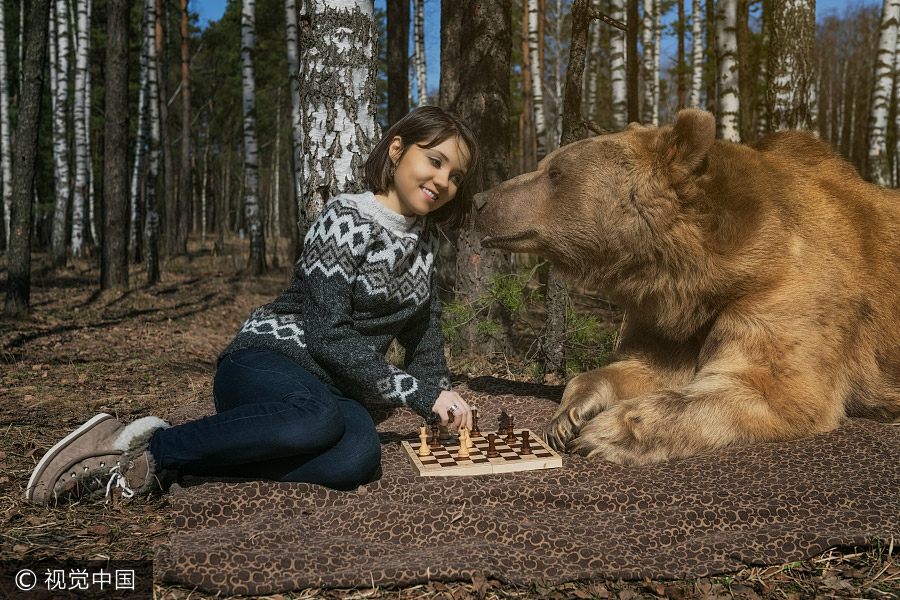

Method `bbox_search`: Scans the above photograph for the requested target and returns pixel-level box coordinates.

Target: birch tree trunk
[0,0,12,248]
[715,0,740,141]
[297,0,379,236]
[867,0,900,185]
[386,0,409,125]
[102,0,130,289]
[6,0,50,315]
[145,0,161,284]
[71,0,89,257]
[242,0,265,274]
[652,0,660,125]
[284,0,303,241]
[528,0,547,157]
[521,0,535,173]
[689,0,702,107]
[610,0,627,129]
[627,0,639,122]
[130,6,150,263]
[766,0,816,134]
[413,0,427,105]
[51,0,71,268]
[177,0,190,254]
[641,0,653,124]
[676,0,685,109]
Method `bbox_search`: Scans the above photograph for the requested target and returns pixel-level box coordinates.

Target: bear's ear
[655,109,716,175]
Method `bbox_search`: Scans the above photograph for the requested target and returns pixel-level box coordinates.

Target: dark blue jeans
[148,348,382,490]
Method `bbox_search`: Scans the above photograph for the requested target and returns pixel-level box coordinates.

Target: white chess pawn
[418,425,431,457]
[457,428,470,459]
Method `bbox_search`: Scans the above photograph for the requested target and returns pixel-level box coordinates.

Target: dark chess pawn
[520,430,533,455]
[505,425,516,445]
[430,424,442,449]
[471,407,481,437]
[486,433,499,458]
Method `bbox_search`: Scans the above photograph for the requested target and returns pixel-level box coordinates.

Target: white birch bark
[641,0,654,125]
[868,0,900,186]
[413,0,427,105]
[689,0,702,108]
[610,0,627,129]
[298,0,379,234]
[528,0,546,157]
[51,0,71,267]
[285,0,303,226]
[130,4,150,256]
[548,0,564,149]
[145,0,161,282]
[652,0,660,126]
[85,0,97,246]
[586,15,599,121]
[242,0,265,272]
[71,0,89,256]
[715,0,740,142]
[0,0,12,246]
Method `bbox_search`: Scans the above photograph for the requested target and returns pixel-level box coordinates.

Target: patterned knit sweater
[219,191,452,419]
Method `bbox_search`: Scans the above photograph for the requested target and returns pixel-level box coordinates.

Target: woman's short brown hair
[364,106,481,231]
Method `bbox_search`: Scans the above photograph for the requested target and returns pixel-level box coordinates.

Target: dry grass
[0,235,897,599]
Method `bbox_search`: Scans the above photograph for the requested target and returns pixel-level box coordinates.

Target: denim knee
[313,436,382,491]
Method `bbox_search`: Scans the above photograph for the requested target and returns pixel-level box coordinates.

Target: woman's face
[382,135,470,218]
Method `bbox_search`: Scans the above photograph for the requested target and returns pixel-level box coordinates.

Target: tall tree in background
[50,0,70,268]
[242,0,266,274]
[156,0,175,255]
[450,0,513,358]
[867,0,900,185]
[130,5,151,263]
[641,0,654,124]
[521,0,536,172]
[715,0,739,141]
[84,0,96,248]
[0,0,12,248]
[626,0,639,122]
[285,0,303,238]
[652,0,660,123]
[705,0,715,111]
[71,0,90,256]
[177,0,191,254]
[386,0,409,125]
[6,0,50,315]
[528,0,547,156]
[297,0,379,235]
[736,0,753,141]
[676,0,686,109]
[102,0,130,289]
[610,0,627,129]
[145,0,162,284]
[767,0,816,133]
[689,0,702,107]
[413,0,427,105]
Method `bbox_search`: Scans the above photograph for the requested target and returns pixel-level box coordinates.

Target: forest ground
[0,235,898,600]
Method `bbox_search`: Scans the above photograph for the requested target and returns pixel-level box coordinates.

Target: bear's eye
[548,169,561,180]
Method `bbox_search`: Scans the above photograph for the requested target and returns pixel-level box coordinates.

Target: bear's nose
[473,191,487,212]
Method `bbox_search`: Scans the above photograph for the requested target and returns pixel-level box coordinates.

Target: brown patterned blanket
[153,377,900,596]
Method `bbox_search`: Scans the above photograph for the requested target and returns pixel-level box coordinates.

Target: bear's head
[474,109,717,293]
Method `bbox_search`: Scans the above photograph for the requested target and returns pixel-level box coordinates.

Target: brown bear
[474,108,900,465]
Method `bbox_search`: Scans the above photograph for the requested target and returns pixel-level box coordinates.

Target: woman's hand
[432,390,473,431]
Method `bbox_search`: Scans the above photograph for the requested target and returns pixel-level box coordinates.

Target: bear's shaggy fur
[474,109,900,464]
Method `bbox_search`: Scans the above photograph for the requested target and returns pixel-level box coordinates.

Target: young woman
[25,106,481,505]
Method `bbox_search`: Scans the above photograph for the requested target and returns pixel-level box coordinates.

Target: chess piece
[457,428,470,459]
[438,423,451,442]
[499,411,511,436]
[418,425,431,457]
[486,433,499,458]
[505,426,516,445]
[430,424,441,449]
[520,430,532,455]
[471,407,481,437]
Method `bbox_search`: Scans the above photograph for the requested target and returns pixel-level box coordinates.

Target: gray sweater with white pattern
[219,192,451,419]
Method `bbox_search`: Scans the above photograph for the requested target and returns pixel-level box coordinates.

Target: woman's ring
[448,404,460,415]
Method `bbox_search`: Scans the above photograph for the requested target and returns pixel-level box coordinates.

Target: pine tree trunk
[177,0,190,254]
[84,0,96,248]
[156,0,175,255]
[284,0,303,241]
[867,0,900,185]
[676,0,685,109]
[413,0,427,105]
[756,0,771,137]
[71,0,89,257]
[130,6,150,264]
[626,0,639,122]
[6,0,50,315]
[520,0,535,173]
[51,0,70,267]
[201,113,210,249]
[0,0,13,248]
[766,0,816,135]
[610,0,627,129]
[242,0,265,274]
[101,0,130,289]
[145,0,161,284]
[737,0,753,141]
[640,0,653,124]
[273,88,281,251]
[528,0,546,157]
[704,0,715,111]
[715,0,739,141]
[386,0,409,126]
[585,7,600,123]
[689,0,702,107]
[297,0,379,236]
[652,0,660,125]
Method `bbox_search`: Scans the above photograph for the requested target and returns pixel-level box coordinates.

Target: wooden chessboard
[401,429,562,477]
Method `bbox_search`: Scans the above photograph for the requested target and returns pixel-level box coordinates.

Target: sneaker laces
[103,465,135,502]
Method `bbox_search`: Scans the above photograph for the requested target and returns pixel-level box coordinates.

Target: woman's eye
[430,158,441,168]
[451,175,462,185]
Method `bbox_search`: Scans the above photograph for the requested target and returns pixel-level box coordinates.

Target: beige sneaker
[24,413,169,506]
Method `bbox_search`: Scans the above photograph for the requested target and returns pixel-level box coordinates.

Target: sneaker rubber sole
[24,413,116,502]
